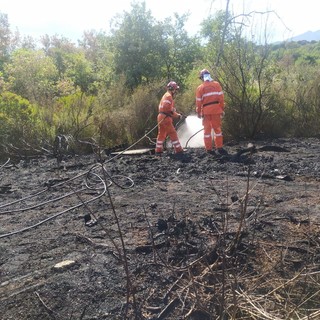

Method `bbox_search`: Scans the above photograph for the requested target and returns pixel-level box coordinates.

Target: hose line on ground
[102,116,165,163]
[0,158,10,170]
[0,172,106,239]
[0,116,163,238]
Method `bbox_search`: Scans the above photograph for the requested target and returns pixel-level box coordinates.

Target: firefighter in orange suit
[155,81,184,155]
[196,69,228,155]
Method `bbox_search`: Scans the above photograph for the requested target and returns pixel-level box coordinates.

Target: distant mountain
[288,30,320,42]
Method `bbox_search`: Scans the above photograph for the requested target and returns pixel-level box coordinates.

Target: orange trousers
[202,114,223,151]
[155,116,183,153]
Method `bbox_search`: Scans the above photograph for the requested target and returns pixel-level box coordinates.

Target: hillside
[289,29,320,41]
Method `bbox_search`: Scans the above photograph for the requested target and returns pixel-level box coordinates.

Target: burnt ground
[0,137,320,320]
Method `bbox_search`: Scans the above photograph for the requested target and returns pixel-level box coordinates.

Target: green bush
[0,92,39,158]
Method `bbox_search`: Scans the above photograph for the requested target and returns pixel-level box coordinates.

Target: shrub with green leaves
[0,92,39,157]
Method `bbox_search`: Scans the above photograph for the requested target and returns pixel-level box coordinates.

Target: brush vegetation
[1,2,320,159]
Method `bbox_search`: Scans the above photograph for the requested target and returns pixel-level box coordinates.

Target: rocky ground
[0,137,320,320]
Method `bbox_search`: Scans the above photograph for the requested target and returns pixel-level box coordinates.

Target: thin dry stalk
[236,290,283,320]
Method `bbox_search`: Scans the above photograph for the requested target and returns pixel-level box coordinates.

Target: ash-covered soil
[0,138,320,320]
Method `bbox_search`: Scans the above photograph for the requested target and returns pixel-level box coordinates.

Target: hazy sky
[1,0,319,43]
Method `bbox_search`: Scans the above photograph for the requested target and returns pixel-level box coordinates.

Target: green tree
[111,2,200,91]
[111,2,163,89]
[66,52,95,94]
[78,31,117,104]
[0,12,11,71]
[41,34,78,78]
[158,13,201,87]
[41,35,98,95]
[4,49,58,105]
[0,91,39,156]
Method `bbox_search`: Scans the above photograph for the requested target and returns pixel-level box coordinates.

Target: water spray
[177,114,204,148]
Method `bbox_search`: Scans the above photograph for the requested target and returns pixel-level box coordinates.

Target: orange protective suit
[196,80,225,151]
[155,91,183,154]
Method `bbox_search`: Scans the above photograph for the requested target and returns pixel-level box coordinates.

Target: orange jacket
[158,91,180,122]
[196,80,224,116]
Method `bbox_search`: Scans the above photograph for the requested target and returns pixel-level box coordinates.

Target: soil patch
[1,138,320,319]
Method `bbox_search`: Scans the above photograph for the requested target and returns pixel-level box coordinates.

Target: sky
[1,0,319,43]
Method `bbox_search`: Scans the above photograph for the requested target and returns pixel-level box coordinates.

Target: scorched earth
[0,137,320,319]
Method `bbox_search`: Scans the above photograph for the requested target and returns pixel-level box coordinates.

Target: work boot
[170,151,191,162]
[206,150,217,156]
[216,148,228,156]
[174,150,184,159]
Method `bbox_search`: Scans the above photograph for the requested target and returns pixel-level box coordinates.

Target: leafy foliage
[4,49,59,104]
[111,2,200,90]
[1,3,320,159]
[0,92,39,156]
[0,13,11,71]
